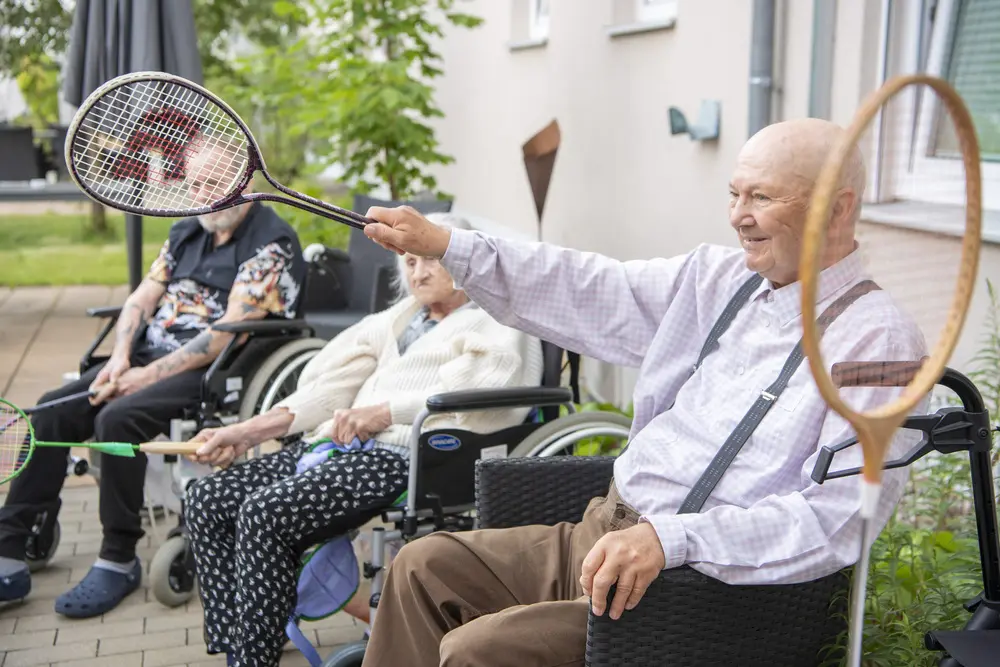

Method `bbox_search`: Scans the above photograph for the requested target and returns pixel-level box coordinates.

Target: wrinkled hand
[321,404,393,445]
[188,425,255,468]
[88,353,130,405]
[580,523,665,620]
[113,365,159,398]
[363,206,452,258]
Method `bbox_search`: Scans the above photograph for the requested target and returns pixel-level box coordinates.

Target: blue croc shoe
[0,566,30,603]
[54,559,142,618]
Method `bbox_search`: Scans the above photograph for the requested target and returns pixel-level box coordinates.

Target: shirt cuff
[640,514,687,570]
[440,227,475,289]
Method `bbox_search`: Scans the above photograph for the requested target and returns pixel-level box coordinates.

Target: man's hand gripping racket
[63,72,374,229]
[800,75,982,667]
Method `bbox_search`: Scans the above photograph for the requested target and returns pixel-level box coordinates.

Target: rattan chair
[475,456,849,667]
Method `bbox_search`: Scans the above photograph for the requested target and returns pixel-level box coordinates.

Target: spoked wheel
[239,338,327,421]
[322,641,368,667]
[509,412,633,458]
[238,338,326,459]
[150,534,197,607]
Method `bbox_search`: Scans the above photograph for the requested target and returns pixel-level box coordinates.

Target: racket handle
[138,441,202,455]
[831,358,930,388]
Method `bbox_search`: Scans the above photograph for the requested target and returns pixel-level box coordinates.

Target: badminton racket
[799,74,981,666]
[0,398,201,485]
[0,383,118,434]
[63,71,373,230]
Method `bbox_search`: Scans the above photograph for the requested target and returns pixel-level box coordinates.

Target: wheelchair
[23,196,451,587]
[324,366,1000,667]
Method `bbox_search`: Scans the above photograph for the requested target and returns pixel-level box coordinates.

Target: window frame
[634,0,678,24]
[529,0,550,40]
[876,0,1000,212]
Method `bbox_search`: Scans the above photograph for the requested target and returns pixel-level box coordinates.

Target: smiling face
[729,118,866,288]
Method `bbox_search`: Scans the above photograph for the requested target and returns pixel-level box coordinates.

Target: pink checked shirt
[442,229,928,585]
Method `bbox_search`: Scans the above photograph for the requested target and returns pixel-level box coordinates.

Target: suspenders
[676,276,880,514]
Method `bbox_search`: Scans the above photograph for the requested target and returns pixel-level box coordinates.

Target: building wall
[428,0,999,402]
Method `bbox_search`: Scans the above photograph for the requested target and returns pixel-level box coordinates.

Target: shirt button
[738,365,745,375]
[764,318,771,327]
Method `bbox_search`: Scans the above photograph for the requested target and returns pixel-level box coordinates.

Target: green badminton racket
[0,398,200,485]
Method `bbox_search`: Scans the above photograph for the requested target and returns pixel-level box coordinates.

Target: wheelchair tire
[322,640,367,667]
[509,411,633,458]
[239,338,327,421]
[25,520,60,572]
[150,534,197,608]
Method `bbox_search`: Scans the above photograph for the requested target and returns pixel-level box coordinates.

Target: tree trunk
[89,201,108,235]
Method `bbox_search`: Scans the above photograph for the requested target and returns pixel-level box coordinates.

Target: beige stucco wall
[427,0,998,401]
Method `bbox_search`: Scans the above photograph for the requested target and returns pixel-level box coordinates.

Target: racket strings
[0,405,31,483]
[72,79,249,213]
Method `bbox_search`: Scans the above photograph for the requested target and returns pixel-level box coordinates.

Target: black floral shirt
[143,238,301,352]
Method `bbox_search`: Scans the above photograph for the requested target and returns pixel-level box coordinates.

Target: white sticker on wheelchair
[226,376,243,392]
[479,444,508,460]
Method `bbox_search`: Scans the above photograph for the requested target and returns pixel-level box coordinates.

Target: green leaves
[0,0,72,76]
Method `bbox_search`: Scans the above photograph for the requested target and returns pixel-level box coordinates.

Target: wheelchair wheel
[25,520,60,572]
[510,411,632,458]
[239,338,327,421]
[150,534,197,607]
[322,640,367,667]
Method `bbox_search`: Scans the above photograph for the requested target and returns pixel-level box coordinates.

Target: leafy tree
[270,0,484,200]
[0,0,72,76]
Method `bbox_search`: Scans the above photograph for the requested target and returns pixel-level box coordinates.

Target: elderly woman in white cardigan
[182,213,544,667]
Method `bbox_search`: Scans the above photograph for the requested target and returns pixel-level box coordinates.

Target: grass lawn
[0,202,353,286]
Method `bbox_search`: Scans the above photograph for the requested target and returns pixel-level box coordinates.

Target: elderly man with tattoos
[0,144,304,617]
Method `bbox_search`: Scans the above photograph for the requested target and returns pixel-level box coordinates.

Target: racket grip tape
[138,441,201,455]
[859,477,881,521]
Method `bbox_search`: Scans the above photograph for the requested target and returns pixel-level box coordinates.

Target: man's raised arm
[365,206,687,367]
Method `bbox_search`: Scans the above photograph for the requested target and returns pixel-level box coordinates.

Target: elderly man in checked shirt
[358,118,928,667]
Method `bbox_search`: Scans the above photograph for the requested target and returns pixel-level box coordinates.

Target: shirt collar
[752,247,866,326]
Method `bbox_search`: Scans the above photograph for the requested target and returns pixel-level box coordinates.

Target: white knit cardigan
[275,296,545,447]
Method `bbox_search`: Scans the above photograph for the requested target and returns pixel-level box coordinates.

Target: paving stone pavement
[0,287,366,666]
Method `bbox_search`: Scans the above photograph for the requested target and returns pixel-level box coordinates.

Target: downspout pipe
[748,0,776,137]
[809,0,838,119]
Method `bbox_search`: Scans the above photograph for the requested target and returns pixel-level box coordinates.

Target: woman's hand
[323,404,392,445]
[188,424,256,468]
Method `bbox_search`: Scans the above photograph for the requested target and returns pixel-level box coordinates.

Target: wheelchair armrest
[476,456,615,529]
[86,305,122,319]
[427,387,573,414]
[211,319,311,335]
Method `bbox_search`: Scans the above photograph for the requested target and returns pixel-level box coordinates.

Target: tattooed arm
[88,274,167,401]
[144,299,269,381]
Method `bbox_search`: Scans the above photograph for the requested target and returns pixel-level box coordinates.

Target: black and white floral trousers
[184,439,408,667]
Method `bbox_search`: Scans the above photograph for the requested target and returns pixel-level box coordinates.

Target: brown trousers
[360,482,639,667]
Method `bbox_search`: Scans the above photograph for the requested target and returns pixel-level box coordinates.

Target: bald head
[743,117,866,217]
[728,118,866,288]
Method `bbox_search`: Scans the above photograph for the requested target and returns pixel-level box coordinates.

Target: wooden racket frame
[800,74,983,484]
[65,71,371,229]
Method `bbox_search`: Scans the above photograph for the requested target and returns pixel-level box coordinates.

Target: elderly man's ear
[830,187,859,228]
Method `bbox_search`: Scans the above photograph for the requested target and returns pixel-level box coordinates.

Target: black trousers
[0,345,204,563]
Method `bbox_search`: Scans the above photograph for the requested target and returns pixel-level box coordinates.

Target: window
[875,0,1000,213]
[930,0,1000,160]
[635,0,677,23]
[529,0,550,40]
